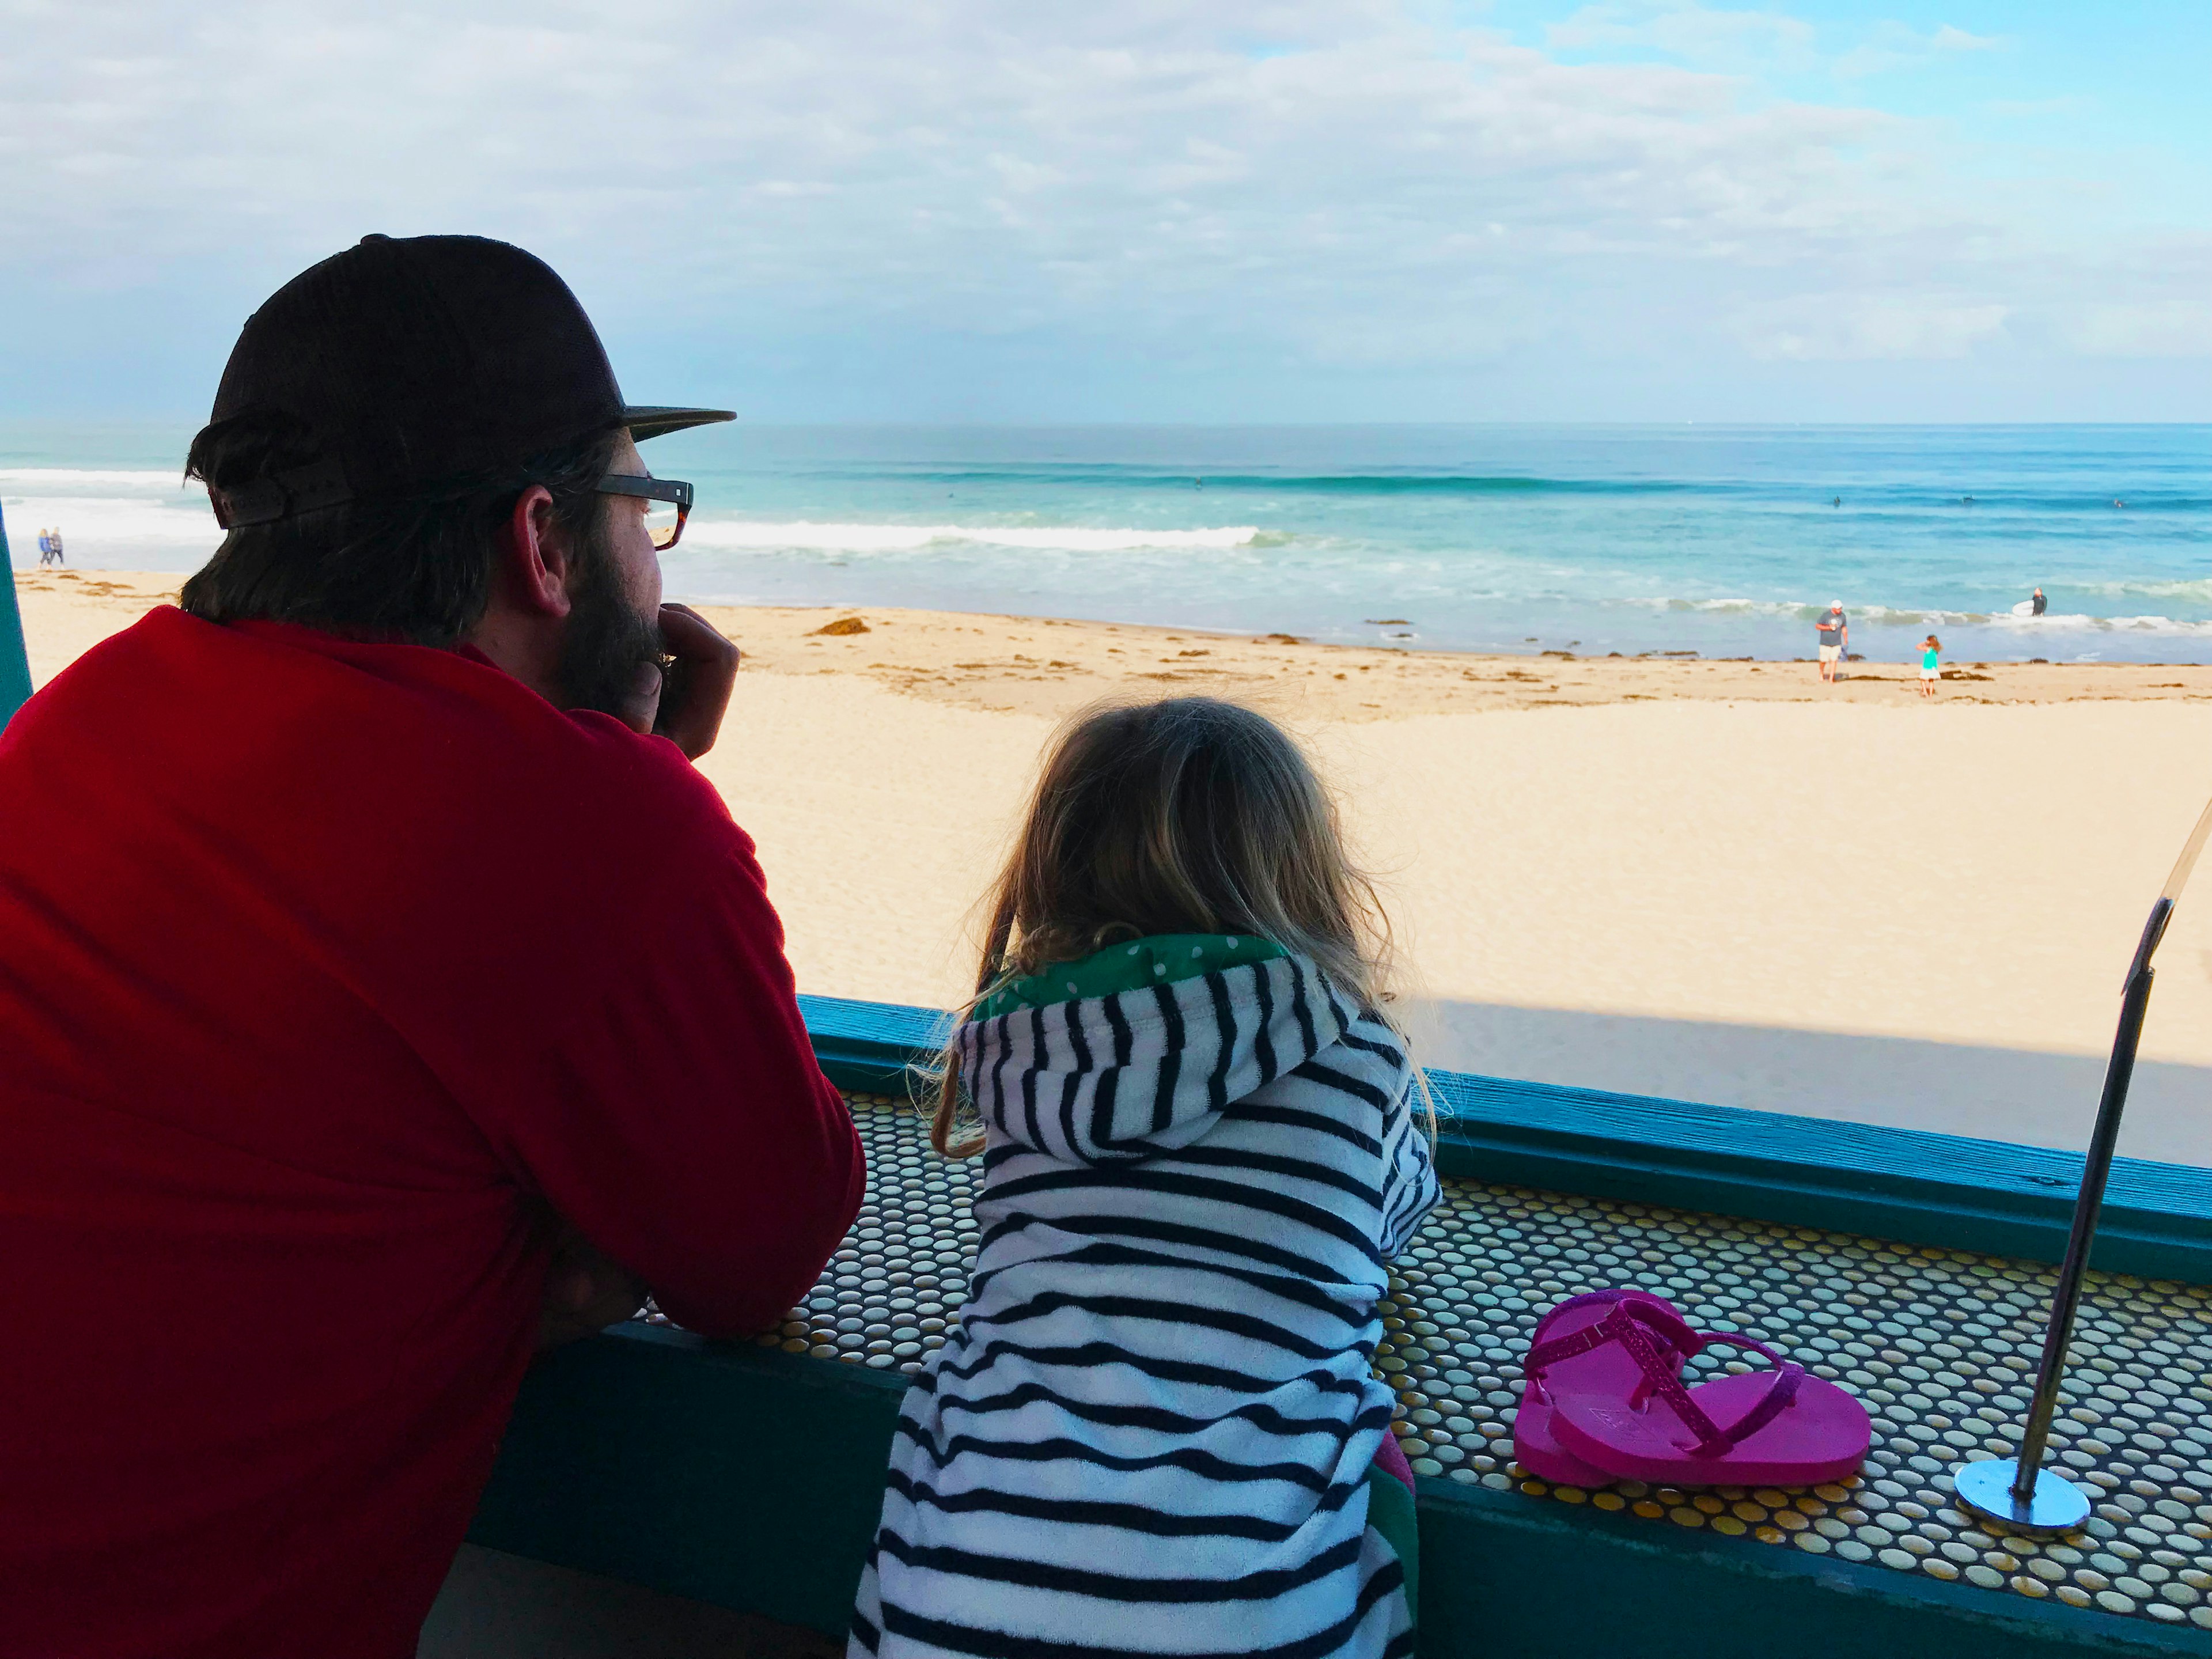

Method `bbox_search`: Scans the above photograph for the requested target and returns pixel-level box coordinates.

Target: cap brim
[622,405,737,442]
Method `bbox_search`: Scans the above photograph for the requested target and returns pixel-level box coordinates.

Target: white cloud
[1546,2,1817,71]
[2060,298,2212,359]
[1834,18,2004,79]
[1737,294,2011,360]
[0,1,2197,416]
[1541,5,2001,81]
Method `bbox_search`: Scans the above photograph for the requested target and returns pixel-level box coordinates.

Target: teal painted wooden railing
[0,502,33,730]
[798,992,2212,1283]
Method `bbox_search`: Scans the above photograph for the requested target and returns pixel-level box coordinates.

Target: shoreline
[17,572,2212,720]
[677,600,2212,722]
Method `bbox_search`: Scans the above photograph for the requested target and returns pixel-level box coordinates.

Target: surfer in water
[2031,587,2047,617]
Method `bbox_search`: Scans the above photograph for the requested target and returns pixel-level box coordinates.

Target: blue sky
[2,1,2205,422]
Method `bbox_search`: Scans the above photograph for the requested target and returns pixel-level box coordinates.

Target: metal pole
[1953,896,2172,1534]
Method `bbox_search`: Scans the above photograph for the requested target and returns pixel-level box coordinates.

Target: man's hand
[538,1226,648,1351]
[651,604,741,760]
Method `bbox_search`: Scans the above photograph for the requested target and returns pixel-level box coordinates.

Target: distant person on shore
[2031,587,2047,616]
[1919,634,1941,698]
[35,527,56,567]
[47,525,63,566]
[1816,601,1848,683]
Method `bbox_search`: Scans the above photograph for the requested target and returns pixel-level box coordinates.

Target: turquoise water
[6,422,2206,662]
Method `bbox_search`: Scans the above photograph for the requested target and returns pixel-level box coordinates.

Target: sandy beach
[18,569,2212,1168]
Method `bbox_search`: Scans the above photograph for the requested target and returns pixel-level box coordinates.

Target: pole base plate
[1951,1458,2093,1535]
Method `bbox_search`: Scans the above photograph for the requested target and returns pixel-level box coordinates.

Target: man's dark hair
[180,412,622,648]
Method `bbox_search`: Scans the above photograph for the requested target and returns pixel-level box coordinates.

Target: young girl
[851,697,1440,1659]
[1920,634,1941,698]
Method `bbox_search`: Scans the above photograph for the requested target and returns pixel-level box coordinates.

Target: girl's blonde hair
[931,696,1409,1156]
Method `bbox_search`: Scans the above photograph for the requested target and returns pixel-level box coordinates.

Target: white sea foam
[1617,596,2212,635]
[2077,576,2212,604]
[3,465,214,564]
[1653,597,1808,618]
[0,467,187,490]
[680,520,1260,554]
[3,494,215,551]
[1865,604,2212,635]
[1989,612,2212,635]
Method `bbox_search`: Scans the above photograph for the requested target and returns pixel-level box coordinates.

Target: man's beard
[554,527,664,722]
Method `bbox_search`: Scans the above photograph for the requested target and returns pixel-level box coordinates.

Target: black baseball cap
[203,234,732,527]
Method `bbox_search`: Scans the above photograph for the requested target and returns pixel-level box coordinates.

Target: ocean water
[5,422,2206,662]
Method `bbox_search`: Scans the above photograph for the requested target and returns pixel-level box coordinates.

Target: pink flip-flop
[1514,1290,1696,1486]
[1544,1306,1870,1487]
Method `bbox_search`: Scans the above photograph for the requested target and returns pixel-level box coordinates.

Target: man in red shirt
[0,236,865,1657]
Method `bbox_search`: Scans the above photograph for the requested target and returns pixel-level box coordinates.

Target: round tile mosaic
[658,1093,2212,1633]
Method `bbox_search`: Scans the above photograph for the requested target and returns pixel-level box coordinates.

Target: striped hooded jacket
[850,950,1440,1659]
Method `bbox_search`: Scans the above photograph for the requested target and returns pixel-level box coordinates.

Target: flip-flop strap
[1615,1323,1804,1456]
[1524,1297,1702,1382]
[1535,1289,1630,1330]
[1611,1317,1732,1448]
[1720,1363,1806,1452]
[1529,1305,1715,1449]
[1522,1291,1626,1372]
[1685,1362,1806,1458]
[1695,1330,1789,1369]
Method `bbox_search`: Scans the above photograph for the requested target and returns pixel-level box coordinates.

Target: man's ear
[497,484,575,620]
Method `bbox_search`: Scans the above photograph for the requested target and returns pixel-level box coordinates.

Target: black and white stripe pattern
[851,955,1440,1658]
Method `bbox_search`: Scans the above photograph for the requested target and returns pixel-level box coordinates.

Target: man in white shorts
[1816,600,1847,683]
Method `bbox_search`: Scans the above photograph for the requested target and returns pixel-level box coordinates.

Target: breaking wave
[888,469,1695,497]
[1625,594,2212,635]
[0,467,187,490]
[680,520,1262,554]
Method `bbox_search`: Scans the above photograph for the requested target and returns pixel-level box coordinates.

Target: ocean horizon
[6,421,2207,663]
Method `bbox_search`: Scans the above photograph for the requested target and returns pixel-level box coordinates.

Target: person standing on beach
[1816,600,1849,683]
[47,524,63,565]
[1919,634,1942,698]
[2031,587,2047,616]
[0,235,864,1658]
[35,526,55,566]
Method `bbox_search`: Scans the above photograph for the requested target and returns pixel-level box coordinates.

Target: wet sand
[18,572,2212,1166]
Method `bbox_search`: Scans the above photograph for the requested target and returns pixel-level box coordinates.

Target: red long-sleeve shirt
[0,608,863,1657]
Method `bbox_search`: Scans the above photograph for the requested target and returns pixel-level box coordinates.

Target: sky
[2,0,2207,423]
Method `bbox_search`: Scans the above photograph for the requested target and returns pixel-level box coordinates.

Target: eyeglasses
[596,474,693,550]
